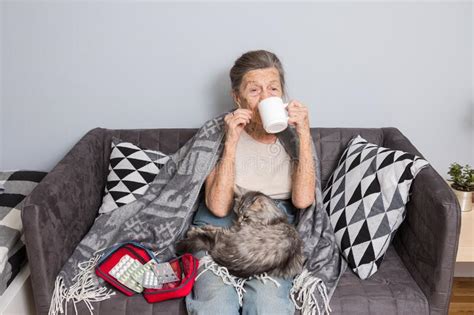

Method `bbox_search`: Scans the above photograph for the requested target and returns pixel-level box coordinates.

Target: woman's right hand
[224,109,253,145]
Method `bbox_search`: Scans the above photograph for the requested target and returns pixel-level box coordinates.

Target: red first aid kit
[95,242,199,303]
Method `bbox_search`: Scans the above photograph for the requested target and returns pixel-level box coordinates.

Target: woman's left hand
[287,100,310,137]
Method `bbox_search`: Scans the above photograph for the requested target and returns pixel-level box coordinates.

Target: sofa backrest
[103,127,385,189]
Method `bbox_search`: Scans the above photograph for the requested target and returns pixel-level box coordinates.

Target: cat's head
[234,191,286,225]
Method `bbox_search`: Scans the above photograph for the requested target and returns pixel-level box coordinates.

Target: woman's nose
[260,90,270,101]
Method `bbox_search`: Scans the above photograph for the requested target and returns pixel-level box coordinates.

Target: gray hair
[229,50,287,98]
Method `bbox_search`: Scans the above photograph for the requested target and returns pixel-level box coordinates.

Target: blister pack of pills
[142,270,163,289]
[108,254,145,293]
[146,259,179,285]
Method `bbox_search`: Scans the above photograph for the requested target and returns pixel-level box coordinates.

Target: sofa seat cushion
[66,247,426,315]
[330,246,428,314]
[66,292,188,315]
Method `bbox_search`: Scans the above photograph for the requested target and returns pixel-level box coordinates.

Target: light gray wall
[1,1,472,176]
[0,3,3,169]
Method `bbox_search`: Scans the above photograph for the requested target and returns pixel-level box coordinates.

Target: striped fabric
[0,170,47,295]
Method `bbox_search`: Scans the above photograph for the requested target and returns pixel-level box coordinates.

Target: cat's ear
[234,185,248,213]
[232,195,243,216]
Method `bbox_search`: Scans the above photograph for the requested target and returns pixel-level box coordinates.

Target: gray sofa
[22,127,461,315]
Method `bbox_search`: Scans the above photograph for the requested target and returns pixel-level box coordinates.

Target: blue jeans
[192,198,298,227]
[185,199,297,314]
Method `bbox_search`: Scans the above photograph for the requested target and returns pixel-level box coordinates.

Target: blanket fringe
[252,272,281,288]
[48,254,115,315]
[196,255,248,306]
[196,255,282,307]
[290,268,332,315]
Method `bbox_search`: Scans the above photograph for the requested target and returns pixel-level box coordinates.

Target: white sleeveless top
[234,130,292,199]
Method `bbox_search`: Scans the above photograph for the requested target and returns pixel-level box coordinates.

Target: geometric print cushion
[0,170,47,295]
[323,135,429,279]
[98,137,170,214]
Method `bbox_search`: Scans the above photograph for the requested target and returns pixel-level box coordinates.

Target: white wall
[1,1,472,175]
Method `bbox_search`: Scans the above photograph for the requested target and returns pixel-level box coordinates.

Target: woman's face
[233,67,284,132]
[234,67,283,111]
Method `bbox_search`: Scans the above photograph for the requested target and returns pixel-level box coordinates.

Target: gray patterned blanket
[49,112,346,315]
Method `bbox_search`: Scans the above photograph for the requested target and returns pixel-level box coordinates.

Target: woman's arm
[204,142,237,217]
[287,100,316,209]
[291,131,316,209]
[205,108,252,217]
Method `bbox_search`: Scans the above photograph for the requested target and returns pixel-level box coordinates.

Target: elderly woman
[186,50,316,314]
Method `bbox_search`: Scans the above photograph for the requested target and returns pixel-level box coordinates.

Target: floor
[450,278,474,314]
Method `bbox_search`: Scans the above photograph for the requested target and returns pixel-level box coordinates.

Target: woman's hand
[287,100,310,137]
[287,100,315,209]
[224,109,253,145]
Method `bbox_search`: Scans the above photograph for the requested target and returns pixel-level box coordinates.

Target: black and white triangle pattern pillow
[323,135,429,279]
[98,137,170,214]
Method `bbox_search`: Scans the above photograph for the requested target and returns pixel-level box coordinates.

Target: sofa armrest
[22,127,106,315]
[382,127,461,315]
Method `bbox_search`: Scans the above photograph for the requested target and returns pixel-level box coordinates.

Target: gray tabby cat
[176,191,304,279]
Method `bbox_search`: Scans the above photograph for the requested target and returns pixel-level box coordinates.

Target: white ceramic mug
[258,96,289,133]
